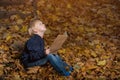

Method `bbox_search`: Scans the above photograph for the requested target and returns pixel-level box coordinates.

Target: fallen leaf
[5,34,12,42]
[10,15,18,20]
[87,65,97,70]
[0,45,9,51]
[12,72,21,80]
[90,51,97,57]
[16,19,23,25]
[58,49,66,54]
[20,26,28,32]
[97,60,106,66]
[67,3,72,8]
[45,28,51,35]
[0,64,4,76]
[13,25,20,31]
[27,66,40,74]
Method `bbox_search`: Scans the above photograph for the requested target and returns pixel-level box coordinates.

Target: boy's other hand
[45,48,50,55]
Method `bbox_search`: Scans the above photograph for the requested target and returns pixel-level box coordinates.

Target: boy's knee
[47,54,54,58]
[54,54,58,57]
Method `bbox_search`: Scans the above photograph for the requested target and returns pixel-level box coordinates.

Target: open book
[49,32,68,53]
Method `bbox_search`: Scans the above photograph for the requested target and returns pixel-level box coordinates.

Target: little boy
[20,20,73,76]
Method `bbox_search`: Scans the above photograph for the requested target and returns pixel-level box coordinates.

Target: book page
[50,34,68,53]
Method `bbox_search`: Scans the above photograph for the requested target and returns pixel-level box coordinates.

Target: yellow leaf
[97,60,106,66]
[78,26,84,33]
[14,25,20,31]
[102,55,110,59]
[90,28,96,32]
[51,15,58,21]
[0,45,9,51]
[96,45,101,49]
[86,28,96,32]
[91,51,97,57]
[84,49,90,54]
[88,65,97,70]
[6,34,12,41]
[93,40,100,44]
[67,4,72,8]
[45,28,51,35]
[81,67,86,72]
[75,36,82,41]
[58,49,66,54]
[20,26,28,32]
[83,49,91,57]
[16,19,23,25]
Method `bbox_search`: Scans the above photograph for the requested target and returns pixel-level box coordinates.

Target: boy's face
[34,21,46,33]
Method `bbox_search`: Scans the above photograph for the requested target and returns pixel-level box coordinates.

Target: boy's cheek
[42,27,46,31]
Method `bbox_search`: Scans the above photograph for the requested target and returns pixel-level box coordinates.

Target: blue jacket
[20,34,46,67]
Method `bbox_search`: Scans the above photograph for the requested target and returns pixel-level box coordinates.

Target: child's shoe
[63,71,70,76]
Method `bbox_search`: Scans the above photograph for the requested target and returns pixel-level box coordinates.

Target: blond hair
[28,20,40,35]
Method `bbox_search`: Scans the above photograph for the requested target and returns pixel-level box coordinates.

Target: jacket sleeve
[26,37,46,61]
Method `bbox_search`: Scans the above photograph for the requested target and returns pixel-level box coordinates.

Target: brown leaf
[0,64,4,76]
[12,72,21,80]
[27,66,40,74]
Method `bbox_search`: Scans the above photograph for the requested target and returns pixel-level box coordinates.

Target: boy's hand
[45,48,50,55]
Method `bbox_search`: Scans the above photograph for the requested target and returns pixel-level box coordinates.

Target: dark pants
[26,54,72,76]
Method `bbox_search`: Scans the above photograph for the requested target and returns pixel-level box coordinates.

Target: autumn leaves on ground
[0,0,120,80]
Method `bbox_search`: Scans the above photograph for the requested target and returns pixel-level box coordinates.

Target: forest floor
[0,0,120,80]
